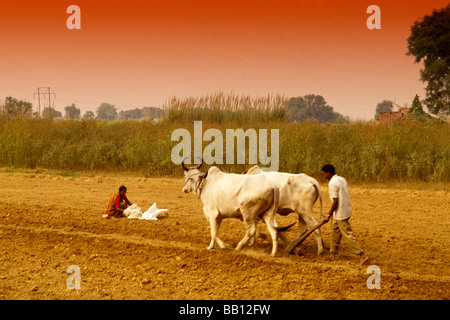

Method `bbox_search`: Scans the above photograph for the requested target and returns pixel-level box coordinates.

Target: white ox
[245,165,324,254]
[182,161,286,256]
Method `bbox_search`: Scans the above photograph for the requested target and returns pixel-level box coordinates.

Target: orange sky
[0,0,448,119]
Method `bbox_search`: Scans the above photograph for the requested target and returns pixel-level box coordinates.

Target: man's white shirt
[328,174,352,220]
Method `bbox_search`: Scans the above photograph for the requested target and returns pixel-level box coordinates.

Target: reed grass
[162,92,287,124]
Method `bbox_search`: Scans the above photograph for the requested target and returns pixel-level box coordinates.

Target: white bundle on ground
[141,203,168,220]
[123,203,168,220]
[123,204,142,219]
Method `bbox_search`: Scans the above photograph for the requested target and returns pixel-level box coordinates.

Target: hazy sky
[0,0,448,120]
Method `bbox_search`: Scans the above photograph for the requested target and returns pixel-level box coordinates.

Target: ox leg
[260,214,279,257]
[301,213,324,255]
[208,215,230,250]
[237,215,256,246]
[290,215,308,254]
[276,224,291,248]
[254,217,287,249]
[249,231,257,246]
[296,215,308,239]
[207,216,219,250]
[249,227,268,246]
[235,218,257,252]
[270,220,290,248]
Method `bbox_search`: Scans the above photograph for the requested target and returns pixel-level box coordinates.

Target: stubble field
[0,171,448,300]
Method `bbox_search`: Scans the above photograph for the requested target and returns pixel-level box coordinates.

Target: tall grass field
[0,93,449,182]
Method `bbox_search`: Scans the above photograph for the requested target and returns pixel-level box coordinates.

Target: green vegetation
[287,94,347,123]
[1,96,34,118]
[405,95,443,123]
[0,114,448,182]
[163,92,287,124]
[407,4,450,115]
[278,121,449,182]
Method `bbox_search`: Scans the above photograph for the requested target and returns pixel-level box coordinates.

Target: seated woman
[103,185,132,218]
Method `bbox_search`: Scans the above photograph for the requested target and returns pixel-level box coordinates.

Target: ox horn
[181,157,189,171]
[194,156,203,170]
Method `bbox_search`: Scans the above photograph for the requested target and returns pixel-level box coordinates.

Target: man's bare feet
[359,253,369,265]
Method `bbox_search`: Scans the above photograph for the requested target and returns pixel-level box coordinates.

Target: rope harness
[183,172,207,195]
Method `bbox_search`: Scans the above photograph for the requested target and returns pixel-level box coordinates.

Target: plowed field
[0,172,448,300]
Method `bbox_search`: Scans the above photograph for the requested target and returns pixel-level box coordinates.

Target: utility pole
[33,87,56,117]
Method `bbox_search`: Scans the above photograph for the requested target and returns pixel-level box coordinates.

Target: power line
[33,87,56,116]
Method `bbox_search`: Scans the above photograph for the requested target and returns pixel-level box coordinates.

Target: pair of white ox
[182,161,324,256]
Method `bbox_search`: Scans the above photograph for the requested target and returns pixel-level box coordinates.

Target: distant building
[379,107,410,123]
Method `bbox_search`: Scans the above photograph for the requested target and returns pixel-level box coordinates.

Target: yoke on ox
[182,160,288,257]
[244,165,324,254]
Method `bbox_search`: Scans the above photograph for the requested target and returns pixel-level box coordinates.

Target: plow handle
[287,220,326,254]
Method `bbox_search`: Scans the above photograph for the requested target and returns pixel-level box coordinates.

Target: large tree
[287,94,346,123]
[119,108,142,120]
[42,107,62,118]
[83,110,95,119]
[2,96,33,117]
[64,103,81,119]
[96,103,117,121]
[407,5,450,115]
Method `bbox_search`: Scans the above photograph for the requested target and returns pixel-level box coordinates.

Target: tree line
[58,103,165,121]
[0,92,443,123]
[0,99,165,121]
[0,94,349,123]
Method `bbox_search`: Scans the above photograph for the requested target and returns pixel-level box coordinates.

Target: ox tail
[311,178,323,220]
[276,222,296,233]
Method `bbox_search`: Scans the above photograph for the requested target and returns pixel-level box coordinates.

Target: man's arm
[323,198,338,223]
